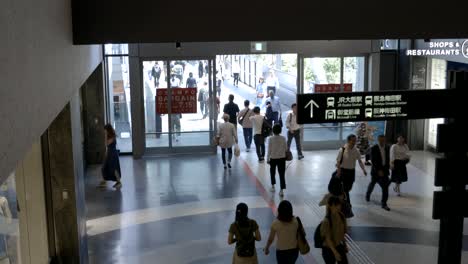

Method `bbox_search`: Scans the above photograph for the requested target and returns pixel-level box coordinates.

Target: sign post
[297,87,464,263]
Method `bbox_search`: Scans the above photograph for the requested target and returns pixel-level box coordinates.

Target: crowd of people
[100,67,412,263]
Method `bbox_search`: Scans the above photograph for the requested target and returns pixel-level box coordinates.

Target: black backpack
[261,118,272,138]
[314,222,324,248]
[236,221,255,257]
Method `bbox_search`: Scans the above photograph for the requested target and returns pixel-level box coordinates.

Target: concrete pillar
[42,94,88,264]
[81,64,105,165]
[129,48,145,158]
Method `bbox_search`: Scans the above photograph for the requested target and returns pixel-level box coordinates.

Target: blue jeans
[243,128,253,149]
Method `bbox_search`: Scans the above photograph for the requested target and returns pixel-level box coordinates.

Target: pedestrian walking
[256,77,266,107]
[198,61,204,79]
[286,103,304,160]
[390,135,410,196]
[99,124,122,189]
[267,124,288,197]
[223,94,240,128]
[355,122,372,165]
[265,91,282,126]
[265,70,280,95]
[170,73,180,87]
[365,135,391,211]
[151,63,162,88]
[336,134,368,208]
[238,100,254,152]
[171,114,182,142]
[216,70,223,96]
[217,114,238,169]
[206,94,220,120]
[320,196,349,264]
[198,83,208,118]
[250,107,266,162]
[228,203,262,264]
[232,60,241,86]
[186,72,198,88]
[264,200,301,264]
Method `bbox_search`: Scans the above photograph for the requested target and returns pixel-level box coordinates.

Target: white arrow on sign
[305,99,319,118]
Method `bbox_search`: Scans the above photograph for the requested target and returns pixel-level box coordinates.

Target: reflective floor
[85,149,468,264]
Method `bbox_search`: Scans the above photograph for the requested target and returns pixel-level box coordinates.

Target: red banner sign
[314,83,352,93]
[156,88,197,114]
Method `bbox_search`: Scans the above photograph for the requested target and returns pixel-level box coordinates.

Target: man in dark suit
[366,134,391,211]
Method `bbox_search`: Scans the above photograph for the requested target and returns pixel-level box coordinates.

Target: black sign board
[296,89,458,124]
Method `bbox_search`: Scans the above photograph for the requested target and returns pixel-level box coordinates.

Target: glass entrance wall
[303,56,366,144]
[143,59,214,150]
[104,44,133,153]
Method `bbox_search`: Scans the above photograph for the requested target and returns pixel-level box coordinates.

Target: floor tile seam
[86,196,269,236]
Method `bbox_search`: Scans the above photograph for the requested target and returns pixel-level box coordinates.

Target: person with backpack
[319,196,349,264]
[238,100,254,152]
[267,124,288,197]
[286,103,304,160]
[249,107,266,162]
[228,203,261,264]
[264,200,302,264]
[336,134,368,208]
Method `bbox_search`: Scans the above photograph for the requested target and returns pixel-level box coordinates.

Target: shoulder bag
[238,109,250,126]
[296,217,311,255]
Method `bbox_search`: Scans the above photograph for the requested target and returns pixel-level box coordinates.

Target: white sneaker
[270,186,275,192]
[279,190,284,197]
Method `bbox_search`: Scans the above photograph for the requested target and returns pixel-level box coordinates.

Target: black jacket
[370,144,390,177]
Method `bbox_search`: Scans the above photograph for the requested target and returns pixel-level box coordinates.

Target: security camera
[176,42,181,50]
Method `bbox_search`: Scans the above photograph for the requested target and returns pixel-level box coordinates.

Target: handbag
[234,144,241,157]
[296,217,311,255]
[238,109,250,126]
[278,116,283,127]
[341,192,354,218]
[212,136,220,146]
[286,150,293,161]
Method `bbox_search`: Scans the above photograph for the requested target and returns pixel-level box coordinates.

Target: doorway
[142,58,218,154]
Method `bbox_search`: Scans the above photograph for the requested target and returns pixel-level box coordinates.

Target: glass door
[142,58,216,153]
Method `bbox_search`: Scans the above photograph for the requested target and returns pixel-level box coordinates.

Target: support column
[43,94,88,264]
[129,45,145,158]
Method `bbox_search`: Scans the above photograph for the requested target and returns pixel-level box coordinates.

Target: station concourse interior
[1,0,468,263]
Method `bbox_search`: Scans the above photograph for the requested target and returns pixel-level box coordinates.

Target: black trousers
[366,174,390,206]
[276,248,299,264]
[287,129,303,156]
[233,73,240,86]
[254,134,265,159]
[322,244,348,264]
[270,158,286,189]
[221,147,233,164]
[340,169,355,206]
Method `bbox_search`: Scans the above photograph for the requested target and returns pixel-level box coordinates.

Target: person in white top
[336,134,368,207]
[249,107,266,162]
[286,103,304,160]
[390,135,411,196]
[170,74,180,87]
[232,60,240,87]
[217,114,238,169]
[238,100,255,152]
[265,70,280,95]
[267,124,288,196]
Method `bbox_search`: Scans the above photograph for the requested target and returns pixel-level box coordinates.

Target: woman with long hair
[99,124,122,189]
[390,135,411,196]
[264,200,301,263]
[321,196,348,264]
[228,203,261,264]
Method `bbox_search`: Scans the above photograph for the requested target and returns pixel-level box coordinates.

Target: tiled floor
[85,150,468,264]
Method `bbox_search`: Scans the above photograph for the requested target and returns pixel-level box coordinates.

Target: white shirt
[232,63,240,74]
[238,108,254,128]
[250,114,264,135]
[268,135,287,160]
[337,144,361,169]
[266,76,280,88]
[390,144,410,162]
[170,77,180,87]
[286,112,302,131]
[378,144,386,166]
